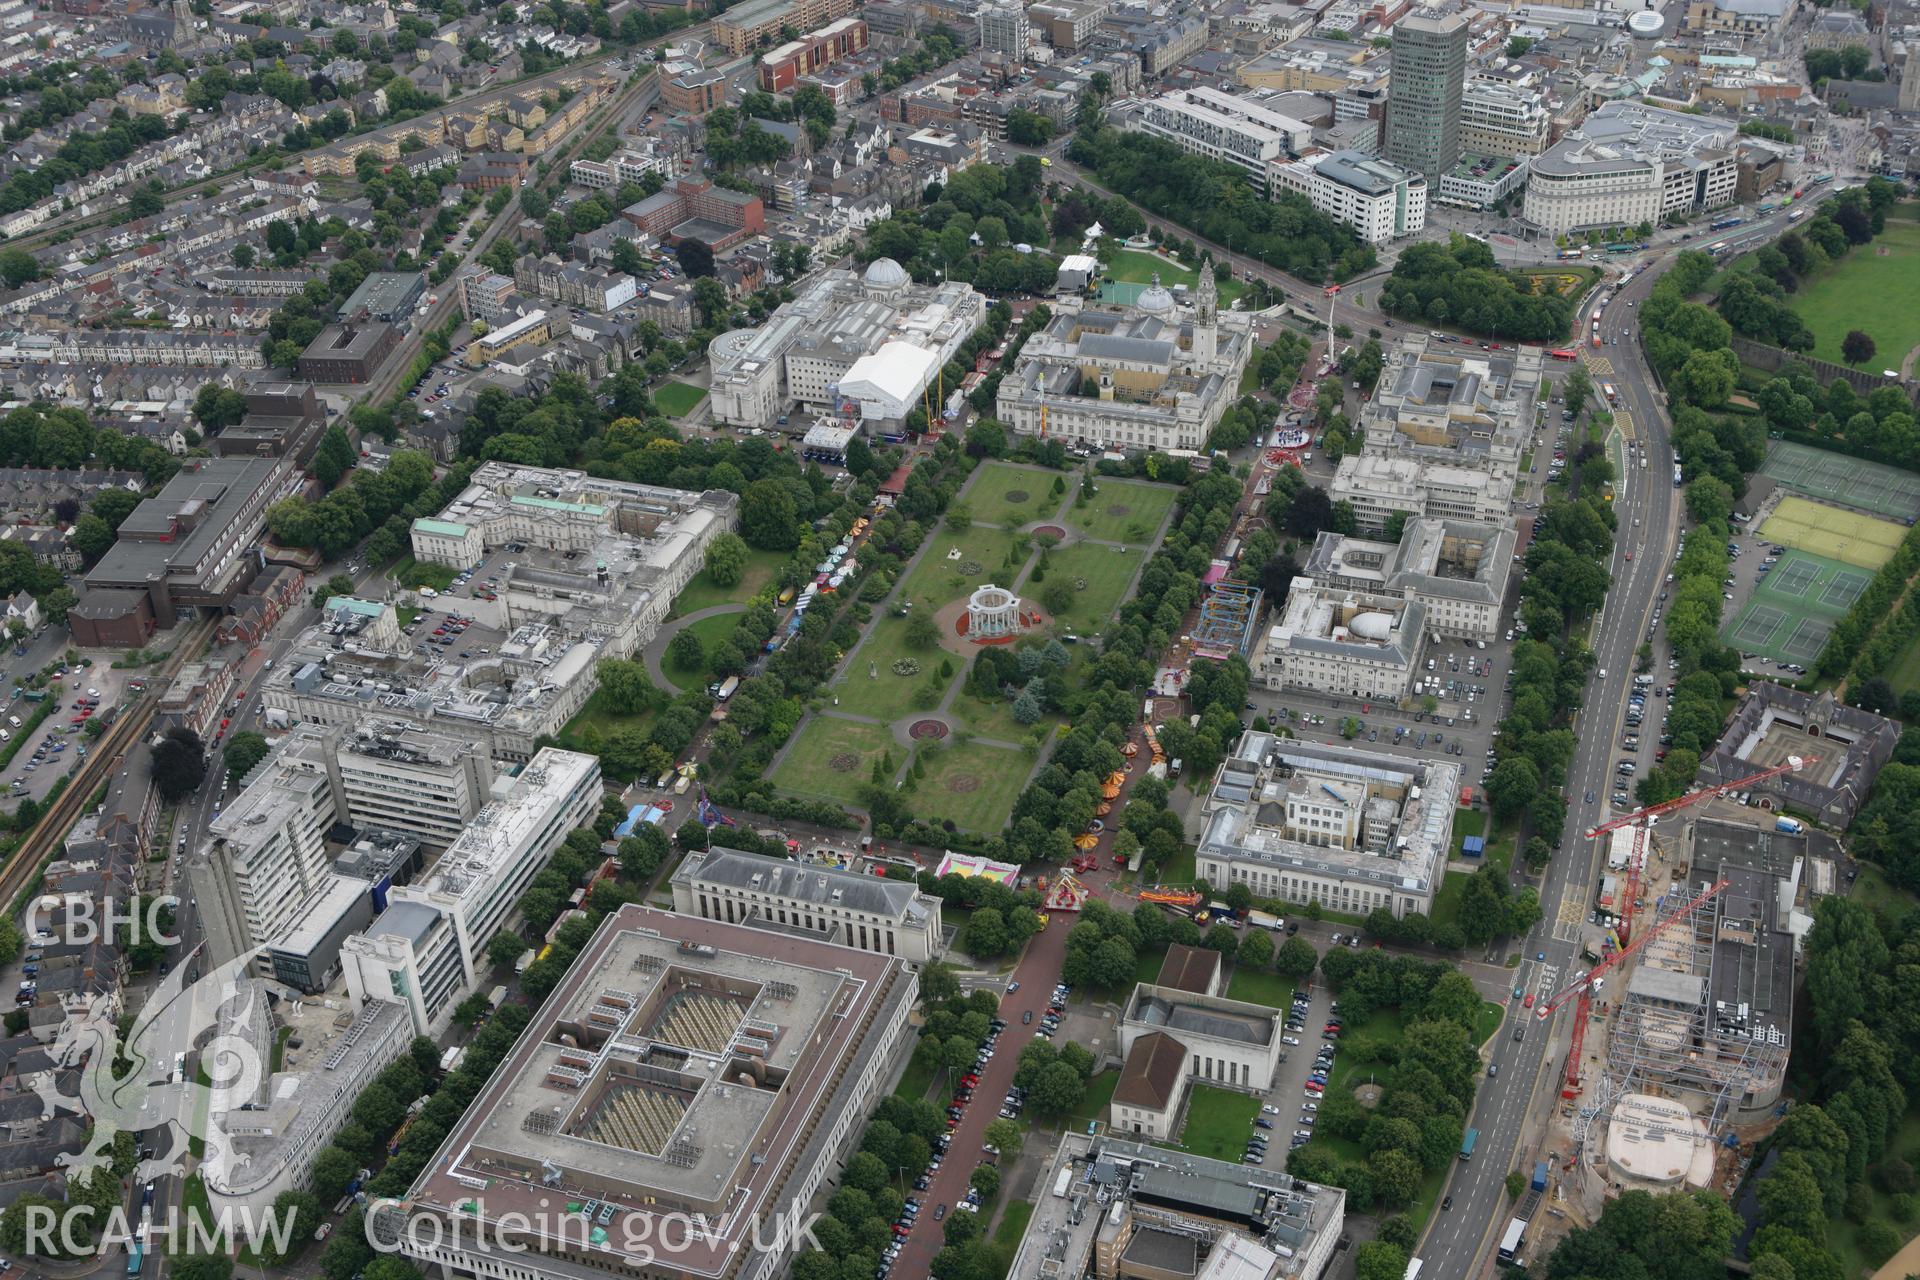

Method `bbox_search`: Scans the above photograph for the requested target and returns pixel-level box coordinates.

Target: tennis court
[1761,441,1920,522]
[1720,548,1871,665]
[1758,495,1907,570]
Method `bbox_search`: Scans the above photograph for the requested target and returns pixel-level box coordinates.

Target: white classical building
[1303,517,1517,642]
[708,259,985,429]
[1197,732,1458,920]
[1523,100,1738,235]
[996,271,1254,453]
[1331,335,1538,531]
[1257,579,1425,700]
[1118,984,1286,1095]
[1268,149,1427,243]
[968,583,1022,638]
[670,846,945,963]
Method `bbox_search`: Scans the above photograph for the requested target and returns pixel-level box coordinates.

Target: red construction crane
[1534,876,1730,1097]
[1584,753,1816,946]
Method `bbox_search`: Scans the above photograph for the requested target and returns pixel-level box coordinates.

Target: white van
[420,587,438,599]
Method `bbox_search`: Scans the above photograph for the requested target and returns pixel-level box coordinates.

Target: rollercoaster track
[0,616,216,912]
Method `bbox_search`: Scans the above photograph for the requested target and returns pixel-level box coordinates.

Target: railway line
[0,616,216,914]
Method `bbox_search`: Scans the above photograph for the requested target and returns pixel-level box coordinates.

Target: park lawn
[1069,1071,1120,1129]
[1067,479,1178,546]
[952,685,1055,743]
[1036,542,1143,636]
[1788,218,1920,366]
[556,687,655,753]
[1430,870,1470,936]
[771,715,898,807]
[670,548,787,616]
[900,523,1029,609]
[1174,1085,1261,1162]
[909,738,1029,835]
[1851,862,1920,913]
[966,460,1069,529]
[1103,247,1247,306]
[393,557,457,593]
[991,1202,1036,1273]
[654,381,708,417]
[895,1055,937,1103]
[833,613,955,720]
[1161,843,1197,888]
[1885,621,1920,700]
[1475,1001,1507,1047]
[1225,966,1295,1010]
[662,612,742,688]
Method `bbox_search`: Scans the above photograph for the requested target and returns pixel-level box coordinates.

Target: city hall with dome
[706,257,986,430]
[996,268,1254,453]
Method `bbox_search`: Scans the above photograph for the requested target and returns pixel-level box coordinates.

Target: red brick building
[662,67,730,116]
[620,178,766,251]
[758,17,869,93]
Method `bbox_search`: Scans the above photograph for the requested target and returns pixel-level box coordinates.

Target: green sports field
[1721,548,1871,665]
[654,381,708,417]
[1761,440,1920,523]
[1759,495,1906,570]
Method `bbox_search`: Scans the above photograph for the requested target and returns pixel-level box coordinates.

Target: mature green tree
[150,726,208,803]
[1354,1240,1407,1280]
[1274,935,1318,978]
[223,731,271,786]
[1842,329,1877,367]
[667,628,705,672]
[702,532,751,586]
[313,424,357,488]
[739,478,801,550]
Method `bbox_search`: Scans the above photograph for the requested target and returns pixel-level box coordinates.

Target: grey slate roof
[673,847,928,923]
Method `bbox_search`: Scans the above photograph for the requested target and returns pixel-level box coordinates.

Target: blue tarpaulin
[613,804,667,838]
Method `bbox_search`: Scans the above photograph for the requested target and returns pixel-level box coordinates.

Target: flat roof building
[1129,86,1313,177]
[1257,578,1426,701]
[188,728,343,971]
[670,846,944,963]
[381,905,919,1280]
[190,719,502,970]
[1383,11,1467,179]
[1331,335,1538,531]
[1268,149,1427,243]
[708,259,985,429]
[341,747,600,1033]
[1303,517,1516,641]
[1009,1133,1345,1280]
[1198,731,1456,919]
[339,271,427,323]
[297,321,400,384]
[1523,100,1738,235]
[78,456,288,638]
[203,987,413,1220]
[262,872,380,992]
[259,468,734,760]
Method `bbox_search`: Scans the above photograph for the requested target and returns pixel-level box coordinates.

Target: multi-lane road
[1419,193,1849,1276]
